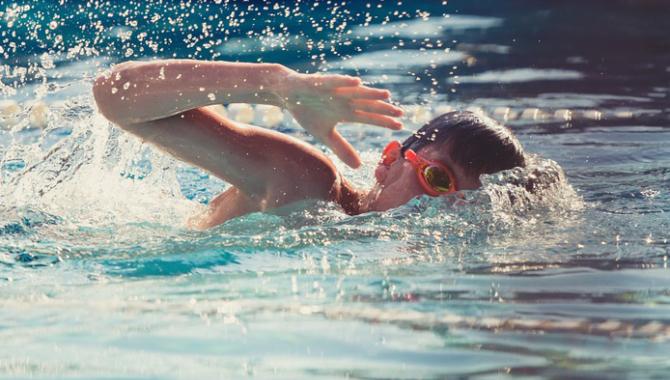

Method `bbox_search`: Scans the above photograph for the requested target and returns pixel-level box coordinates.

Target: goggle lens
[381,141,458,196]
[423,165,453,193]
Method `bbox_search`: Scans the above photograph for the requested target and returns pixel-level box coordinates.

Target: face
[367,142,482,212]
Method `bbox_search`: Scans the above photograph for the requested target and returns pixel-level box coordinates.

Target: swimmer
[93,60,526,229]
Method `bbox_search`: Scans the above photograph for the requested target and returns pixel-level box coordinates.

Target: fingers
[350,99,403,117]
[333,86,390,100]
[322,130,362,168]
[351,110,403,130]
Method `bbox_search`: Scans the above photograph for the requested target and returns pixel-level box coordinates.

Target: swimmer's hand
[279,70,404,168]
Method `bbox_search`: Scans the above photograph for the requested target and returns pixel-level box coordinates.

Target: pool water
[1,0,669,378]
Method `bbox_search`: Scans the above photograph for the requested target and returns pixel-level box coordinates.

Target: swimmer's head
[370,111,526,211]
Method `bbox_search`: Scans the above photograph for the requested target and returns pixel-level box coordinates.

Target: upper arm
[117,107,340,206]
[187,186,262,229]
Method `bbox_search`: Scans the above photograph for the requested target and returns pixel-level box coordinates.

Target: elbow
[92,74,117,123]
[92,61,140,126]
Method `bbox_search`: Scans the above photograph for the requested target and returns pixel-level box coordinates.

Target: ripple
[453,68,583,84]
[217,36,305,55]
[352,15,503,38]
[336,49,466,70]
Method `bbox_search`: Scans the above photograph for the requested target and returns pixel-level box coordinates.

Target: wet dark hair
[401,111,526,177]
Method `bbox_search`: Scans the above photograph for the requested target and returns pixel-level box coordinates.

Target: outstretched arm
[93,59,403,167]
[92,59,402,226]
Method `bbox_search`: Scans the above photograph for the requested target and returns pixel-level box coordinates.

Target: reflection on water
[453,68,584,83]
[335,49,467,70]
[350,14,503,38]
[1,0,669,378]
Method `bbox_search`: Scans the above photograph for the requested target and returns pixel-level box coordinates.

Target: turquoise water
[1,1,669,378]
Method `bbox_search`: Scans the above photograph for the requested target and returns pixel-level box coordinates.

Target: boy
[93,60,525,229]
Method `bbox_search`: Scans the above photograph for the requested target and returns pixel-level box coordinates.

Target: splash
[0,95,199,233]
[481,154,583,222]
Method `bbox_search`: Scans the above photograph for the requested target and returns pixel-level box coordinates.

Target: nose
[374,163,388,183]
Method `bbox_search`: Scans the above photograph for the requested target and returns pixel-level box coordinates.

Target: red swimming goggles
[381,140,457,197]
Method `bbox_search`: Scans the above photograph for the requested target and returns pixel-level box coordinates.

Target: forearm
[123,108,339,206]
[93,59,288,125]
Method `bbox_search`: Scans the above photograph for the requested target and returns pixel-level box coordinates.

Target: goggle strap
[404,149,428,167]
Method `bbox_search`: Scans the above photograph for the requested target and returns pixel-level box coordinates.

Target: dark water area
[447,0,669,118]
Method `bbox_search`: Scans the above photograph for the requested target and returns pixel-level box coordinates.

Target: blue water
[1,0,669,378]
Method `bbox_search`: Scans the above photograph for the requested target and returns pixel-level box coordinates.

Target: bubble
[554,109,572,121]
[228,103,255,123]
[465,106,485,116]
[207,93,216,101]
[40,53,55,69]
[520,108,540,120]
[291,275,298,293]
[405,105,432,125]
[29,101,50,129]
[614,110,633,119]
[492,107,511,120]
[207,104,227,117]
[0,100,21,128]
[257,105,284,127]
[583,110,603,120]
[433,104,454,116]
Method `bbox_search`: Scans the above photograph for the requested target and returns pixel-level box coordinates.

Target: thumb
[321,130,361,168]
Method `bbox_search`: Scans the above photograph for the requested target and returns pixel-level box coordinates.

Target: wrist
[266,64,293,108]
